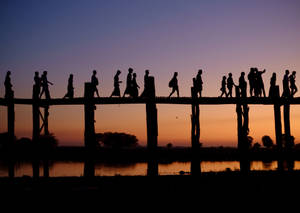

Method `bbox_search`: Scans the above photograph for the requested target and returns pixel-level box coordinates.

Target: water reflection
[0,160,300,177]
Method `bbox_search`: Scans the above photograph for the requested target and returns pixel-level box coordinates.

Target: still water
[1,160,299,177]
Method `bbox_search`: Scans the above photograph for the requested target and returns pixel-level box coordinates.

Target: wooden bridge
[0,76,298,177]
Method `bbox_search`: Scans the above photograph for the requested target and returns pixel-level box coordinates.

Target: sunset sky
[1,0,300,147]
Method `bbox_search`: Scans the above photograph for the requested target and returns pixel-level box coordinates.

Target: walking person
[168,72,179,97]
[195,69,203,97]
[130,73,140,98]
[123,68,133,97]
[219,76,227,98]
[4,71,13,98]
[268,73,277,98]
[33,71,41,99]
[40,71,53,99]
[91,70,100,98]
[290,71,298,97]
[239,72,247,98]
[140,70,150,97]
[63,74,74,99]
[248,68,256,97]
[256,68,266,97]
[282,70,290,98]
[110,70,122,97]
[227,73,235,98]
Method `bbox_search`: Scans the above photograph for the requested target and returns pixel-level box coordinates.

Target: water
[0,160,299,177]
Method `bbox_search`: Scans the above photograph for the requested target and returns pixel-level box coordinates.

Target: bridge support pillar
[84,82,96,177]
[273,86,282,150]
[146,77,158,176]
[7,95,15,178]
[191,84,201,175]
[32,86,40,178]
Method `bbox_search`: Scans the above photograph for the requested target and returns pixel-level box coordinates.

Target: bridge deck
[0,97,300,106]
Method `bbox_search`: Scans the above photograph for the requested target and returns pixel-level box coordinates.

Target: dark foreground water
[0,160,299,177]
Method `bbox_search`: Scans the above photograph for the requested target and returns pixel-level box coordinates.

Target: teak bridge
[0,76,299,177]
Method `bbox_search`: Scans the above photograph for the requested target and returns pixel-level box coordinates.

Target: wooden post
[44,106,49,136]
[283,103,291,149]
[146,76,158,176]
[32,86,40,178]
[235,86,243,150]
[190,84,201,175]
[84,82,96,177]
[43,106,50,178]
[7,95,15,178]
[273,86,282,149]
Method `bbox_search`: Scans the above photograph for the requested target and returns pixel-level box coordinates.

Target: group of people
[110,68,141,98]
[32,71,54,99]
[3,68,298,99]
[219,68,297,98]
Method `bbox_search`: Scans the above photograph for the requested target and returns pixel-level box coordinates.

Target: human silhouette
[63,74,74,99]
[168,72,179,97]
[268,73,277,98]
[4,71,14,98]
[140,70,150,97]
[39,71,53,99]
[227,73,235,98]
[110,70,122,97]
[290,71,297,97]
[130,73,140,98]
[195,69,203,97]
[248,68,256,97]
[239,72,247,98]
[256,68,266,97]
[219,76,227,97]
[91,70,100,98]
[282,70,290,98]
[33,71,41,99]
[123,68,133,97]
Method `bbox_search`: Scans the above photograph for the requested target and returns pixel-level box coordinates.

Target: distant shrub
[96,132,138,148]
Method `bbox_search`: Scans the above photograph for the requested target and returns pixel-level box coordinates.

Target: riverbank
[1,146,300,162]
[1,170,300,197]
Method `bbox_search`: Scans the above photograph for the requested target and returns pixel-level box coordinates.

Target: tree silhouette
[262,135,274,149]
[96,132,138,148]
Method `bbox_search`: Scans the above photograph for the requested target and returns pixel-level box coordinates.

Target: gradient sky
[1,0,300,147]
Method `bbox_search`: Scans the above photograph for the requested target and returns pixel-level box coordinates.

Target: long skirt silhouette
[111,86,121,97]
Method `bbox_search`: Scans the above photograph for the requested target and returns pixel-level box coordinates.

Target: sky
[1,0,300,147]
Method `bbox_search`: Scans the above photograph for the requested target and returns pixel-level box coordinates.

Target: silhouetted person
[110,70,122,97]
[33,71,41,99]
[227,73,235,97]
[40,71,53,99]
[91,70,100,98]
[4,71,13,98]
[269,73,277,98]
[239,72,247,98]
[123,68,133,97]
[195,69,203,97]
[63,74,74,99]
[140,70,150,97]
[168,72,179,97]
[219,76,227,97]
[290,71,297,97]
[282,70,290,98]
[130,73,140,98]
[248,68,256,97]
[256,68,266,97]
